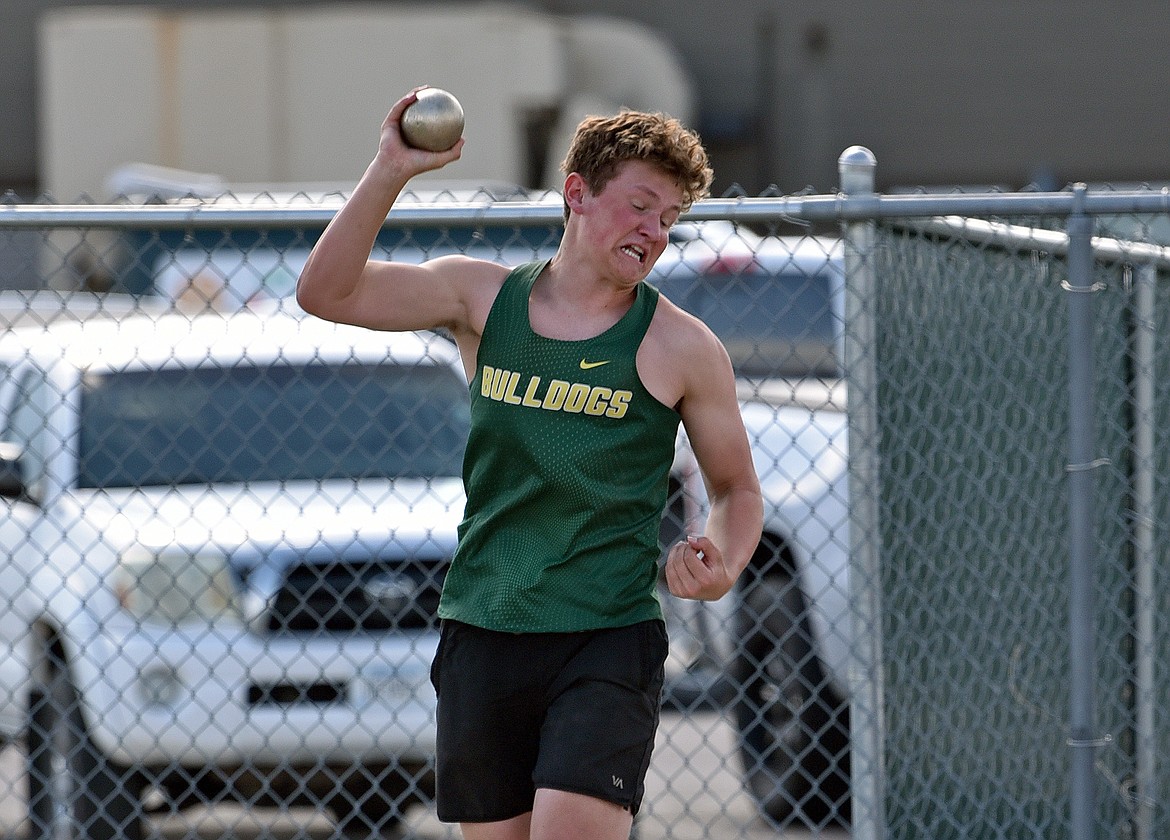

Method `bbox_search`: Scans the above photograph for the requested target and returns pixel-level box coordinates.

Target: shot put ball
[400,88,465,152]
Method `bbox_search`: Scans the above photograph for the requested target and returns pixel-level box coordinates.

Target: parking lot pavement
[0,713,849,840]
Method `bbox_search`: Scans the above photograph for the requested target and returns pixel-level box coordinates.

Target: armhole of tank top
[483,260,545,338]
[631,284,683,417]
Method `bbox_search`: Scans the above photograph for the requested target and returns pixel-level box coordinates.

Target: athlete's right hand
[375,88,464,178]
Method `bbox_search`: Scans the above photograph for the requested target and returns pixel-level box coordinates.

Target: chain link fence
[1,156,1169,840]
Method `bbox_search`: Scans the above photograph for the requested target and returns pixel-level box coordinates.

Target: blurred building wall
[5,0,1170,197]
[35,3,698,200]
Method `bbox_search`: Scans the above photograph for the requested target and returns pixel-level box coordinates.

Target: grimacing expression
[574,159,684,282]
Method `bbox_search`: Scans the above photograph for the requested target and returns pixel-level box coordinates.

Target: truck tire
[27,633,145,840]
[731,568,849,826]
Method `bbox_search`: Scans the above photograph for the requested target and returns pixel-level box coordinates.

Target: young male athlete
[296,87,763,840]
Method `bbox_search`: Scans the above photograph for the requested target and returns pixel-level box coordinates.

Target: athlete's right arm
[295,88,503,339]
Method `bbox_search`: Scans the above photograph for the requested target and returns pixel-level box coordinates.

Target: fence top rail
[3,187,1170,230]
[901,215,1170,270]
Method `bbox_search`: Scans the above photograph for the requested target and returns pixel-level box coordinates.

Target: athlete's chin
[618,259,654,285]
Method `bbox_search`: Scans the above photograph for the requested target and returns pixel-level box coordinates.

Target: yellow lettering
[490,368,510,400]
[606,391,632,419]
[522,376,543,407]
[482,368,632,420]
[543,380,569,410]
[502,371,523,405]
[584,387,612,416]
[563,383,591,413]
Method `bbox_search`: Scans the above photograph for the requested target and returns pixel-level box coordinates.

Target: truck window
[78,362,470,488]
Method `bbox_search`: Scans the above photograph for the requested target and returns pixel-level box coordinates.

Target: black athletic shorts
[429,618,668,823]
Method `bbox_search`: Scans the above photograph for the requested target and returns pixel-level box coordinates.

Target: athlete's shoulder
[638,290,734,408]
[647,290,726,358]
[425,253,512,284]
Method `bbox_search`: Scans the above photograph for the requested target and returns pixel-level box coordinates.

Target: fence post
[1131,261,1156,840]
[838,145,884,840]
[1064,183,1101,840]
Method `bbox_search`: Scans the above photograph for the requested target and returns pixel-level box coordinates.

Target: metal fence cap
[838,146,877,195]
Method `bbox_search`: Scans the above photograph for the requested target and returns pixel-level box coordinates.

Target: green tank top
[438,260,682,632]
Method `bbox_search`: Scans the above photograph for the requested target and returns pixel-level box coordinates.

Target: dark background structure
[4,0,1169,197]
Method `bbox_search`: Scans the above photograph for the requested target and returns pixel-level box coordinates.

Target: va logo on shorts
[612,775,624,789]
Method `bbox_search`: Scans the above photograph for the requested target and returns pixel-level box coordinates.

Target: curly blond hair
[559,110,713,222]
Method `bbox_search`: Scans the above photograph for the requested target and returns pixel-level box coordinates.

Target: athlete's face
[570,160,684,283]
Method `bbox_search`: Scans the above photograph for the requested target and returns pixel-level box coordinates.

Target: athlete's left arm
[665,327,763,602]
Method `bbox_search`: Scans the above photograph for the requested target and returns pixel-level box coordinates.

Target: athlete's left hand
[665,535,735,601]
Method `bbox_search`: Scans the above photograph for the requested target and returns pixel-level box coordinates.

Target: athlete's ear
[563,172,588,214]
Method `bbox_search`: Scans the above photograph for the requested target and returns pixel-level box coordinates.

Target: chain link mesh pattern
[871,220,1136,839]
[1,185,1167,840]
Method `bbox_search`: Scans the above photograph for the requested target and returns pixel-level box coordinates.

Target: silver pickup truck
[0,305,469,839]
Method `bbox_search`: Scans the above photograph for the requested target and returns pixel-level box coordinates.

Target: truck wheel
[731,568,849,826]
[329,766,410,838]
[27,635,145,840]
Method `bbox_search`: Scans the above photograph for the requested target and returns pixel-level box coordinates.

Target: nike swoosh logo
[579,359,611,370]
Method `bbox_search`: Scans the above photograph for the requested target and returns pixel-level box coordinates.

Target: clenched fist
[664,535,736,601]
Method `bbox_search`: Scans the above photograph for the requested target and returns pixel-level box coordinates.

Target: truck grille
[263,557,448,634]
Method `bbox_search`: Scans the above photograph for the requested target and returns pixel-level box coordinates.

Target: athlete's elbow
[294,269,333,318]
[293,284,319,316]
